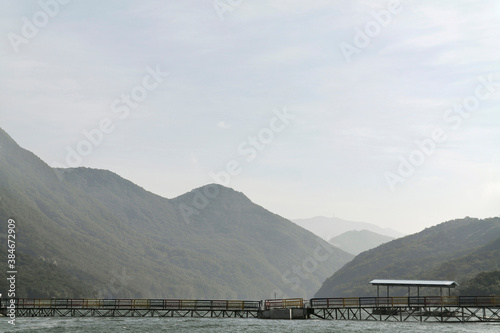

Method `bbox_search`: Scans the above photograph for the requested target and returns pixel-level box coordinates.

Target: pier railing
[264,298,303,309]
[9,298,261,311]
[310,296,500,308]
[6,295,500,312]
[4,296,500,321]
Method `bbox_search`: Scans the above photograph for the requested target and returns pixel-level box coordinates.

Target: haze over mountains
[0,127,353,300]
[315,217,500,298]
[292,216,404,241]
[328,230,394,256]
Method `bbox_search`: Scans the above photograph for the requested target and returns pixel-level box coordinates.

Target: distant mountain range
[315,217,500,298]
[292,216,404,241]
[0,127,353,300]
[328,230,394,255]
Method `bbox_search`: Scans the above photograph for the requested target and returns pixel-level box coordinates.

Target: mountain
[328,230,394,255]
[459,270,500,296]
[293,216,404,240]
[315,217,500,298]
[0,127,353,300]
[430,232,500,287]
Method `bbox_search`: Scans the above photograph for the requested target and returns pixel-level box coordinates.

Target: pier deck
[310,296,500,322]
[2,299,261,319]
[2,296,500,322]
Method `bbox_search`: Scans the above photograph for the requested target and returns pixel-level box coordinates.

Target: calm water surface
[1,318,500,333]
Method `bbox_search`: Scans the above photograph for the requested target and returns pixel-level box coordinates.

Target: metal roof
[369,279,459,288]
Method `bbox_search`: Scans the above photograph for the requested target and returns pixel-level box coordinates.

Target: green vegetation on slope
[0,253,93,298]
[430,235,500,292]
[460,270,500,296]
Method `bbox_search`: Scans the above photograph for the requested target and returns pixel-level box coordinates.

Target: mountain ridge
[0,126,353,299]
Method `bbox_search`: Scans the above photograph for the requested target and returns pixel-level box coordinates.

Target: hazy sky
[1,0,499,234]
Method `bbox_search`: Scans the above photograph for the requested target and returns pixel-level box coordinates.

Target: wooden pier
[2,296,500,322]
[2,299,261,319]
[309,296,500,322]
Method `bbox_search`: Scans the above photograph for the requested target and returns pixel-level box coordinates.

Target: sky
[1,0,499,234]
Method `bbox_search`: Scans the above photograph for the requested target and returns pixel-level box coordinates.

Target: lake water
[2,318,500,333]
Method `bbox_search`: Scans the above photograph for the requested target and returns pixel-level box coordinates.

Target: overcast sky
[1,0,499,234]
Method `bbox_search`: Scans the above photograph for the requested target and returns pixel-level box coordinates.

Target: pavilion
[369,279,459,297]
